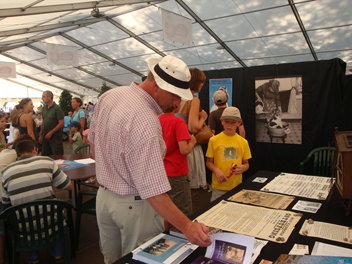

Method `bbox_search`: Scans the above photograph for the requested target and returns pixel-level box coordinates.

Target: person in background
[35,112,42,133]
[71,98,85,133]
[7,105,20,146]
[40,91,64,156]
[17,98,38,143]
[206,107,251,202]
[176,68,208,189]
[88,55,211,263]
[1,140,73,264]
[87,102,94,128]
[62,111,71,140]
[32,111,37,120]
[159,104,197,228]
[12,114,20,141]
[4,114,20,148]
[0,114,7,152]
[68,121,82,153]
[82,128,90,144]
[209,90,246,138]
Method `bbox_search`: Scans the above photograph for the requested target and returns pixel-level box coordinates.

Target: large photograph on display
[255,77,302,144]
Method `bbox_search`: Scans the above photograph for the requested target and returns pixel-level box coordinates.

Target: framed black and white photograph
[255,77,302,144]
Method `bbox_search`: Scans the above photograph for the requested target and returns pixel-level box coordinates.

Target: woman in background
[176,68,208,189]
[71,97,85,133]
[17,98,38,143]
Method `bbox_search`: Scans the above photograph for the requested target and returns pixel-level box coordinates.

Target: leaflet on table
[299,219,352,245]
[54,159,89,171]
[292,200,322,213]
[311,241,352,257]
[194,201,301,243]
[73,158,95,164]
[273,254,352,264]
[260,172,334,200]
[250,239,269,264]
[228,189,295,210]
[288,244,309,255]
[132,233,198,264]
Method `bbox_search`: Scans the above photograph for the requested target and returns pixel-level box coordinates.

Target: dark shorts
[167,175,192,217]
[42,136,64,156]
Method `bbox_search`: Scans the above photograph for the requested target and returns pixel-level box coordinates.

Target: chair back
[73,144,91,154]
[300,147,335,177]
[0,199,75,263]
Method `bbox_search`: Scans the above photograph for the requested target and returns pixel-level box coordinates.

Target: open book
[132,233,198,264]
[192,233,255,264]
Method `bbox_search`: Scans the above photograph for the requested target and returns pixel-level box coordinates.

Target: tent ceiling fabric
[0,0,351,96]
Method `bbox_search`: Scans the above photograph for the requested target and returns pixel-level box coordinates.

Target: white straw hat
[148,55,193,101]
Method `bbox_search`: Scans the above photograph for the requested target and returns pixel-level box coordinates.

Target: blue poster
[209,78,232,112]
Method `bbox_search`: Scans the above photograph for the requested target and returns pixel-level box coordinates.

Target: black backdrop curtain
[198,58,349,178]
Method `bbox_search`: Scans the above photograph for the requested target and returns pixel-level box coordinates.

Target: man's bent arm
[49,119,64,135]
[147,193,211,247]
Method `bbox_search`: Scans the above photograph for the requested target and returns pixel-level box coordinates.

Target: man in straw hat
[88,55,211,263]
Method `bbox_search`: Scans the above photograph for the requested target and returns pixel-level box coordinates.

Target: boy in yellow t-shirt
[206,107,252,202]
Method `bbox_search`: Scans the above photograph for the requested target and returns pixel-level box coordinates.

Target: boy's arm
[178,135,197,155]
[232,159,249,175]
[206,157,229,183]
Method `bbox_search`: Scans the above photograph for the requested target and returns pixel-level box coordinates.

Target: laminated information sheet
[194,201,302,243]
[299,220,352,245]
[260,173,334,200]
[228,189,295,210]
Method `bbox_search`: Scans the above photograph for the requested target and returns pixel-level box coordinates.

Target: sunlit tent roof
[0,0,351,98]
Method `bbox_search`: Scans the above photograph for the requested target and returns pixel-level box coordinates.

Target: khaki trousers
[96,187,163,264]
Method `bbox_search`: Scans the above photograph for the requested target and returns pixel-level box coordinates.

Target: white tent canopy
[0,0,351,98]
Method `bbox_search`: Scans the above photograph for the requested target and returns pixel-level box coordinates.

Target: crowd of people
[0,55,252,264]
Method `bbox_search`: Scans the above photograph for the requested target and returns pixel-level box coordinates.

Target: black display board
[198,58,349,176]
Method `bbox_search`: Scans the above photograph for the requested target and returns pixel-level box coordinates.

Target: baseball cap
[213,90,227,104]
[148,55,193,100]
[220,107,241,121]
[70,121,81,130]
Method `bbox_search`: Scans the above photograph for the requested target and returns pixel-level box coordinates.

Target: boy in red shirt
[159,105,197,222]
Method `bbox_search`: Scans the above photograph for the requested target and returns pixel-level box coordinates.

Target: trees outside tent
[59,90,73,113]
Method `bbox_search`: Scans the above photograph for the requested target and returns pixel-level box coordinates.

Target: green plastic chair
[75,191,97,248]
[300,147,335,177]
[73,144,91,154]
[0,199,76,264]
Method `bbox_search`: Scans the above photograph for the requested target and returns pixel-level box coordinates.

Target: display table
[113,171,352,264]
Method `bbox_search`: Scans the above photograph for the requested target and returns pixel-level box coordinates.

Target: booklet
[132,233,198,264]
[54,159,89,171]
[191,233,254,264]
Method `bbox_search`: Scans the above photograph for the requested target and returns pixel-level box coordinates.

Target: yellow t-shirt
[206,132,252,191]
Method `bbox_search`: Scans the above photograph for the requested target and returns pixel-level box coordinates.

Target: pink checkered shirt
[88,82,171,199]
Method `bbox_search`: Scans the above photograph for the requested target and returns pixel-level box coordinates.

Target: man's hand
[45,132,52,140]
[183,221,211,247]
[215,168,229,183]
[39,136,43,144]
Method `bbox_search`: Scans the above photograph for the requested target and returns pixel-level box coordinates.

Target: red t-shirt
[159,114,191,177]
